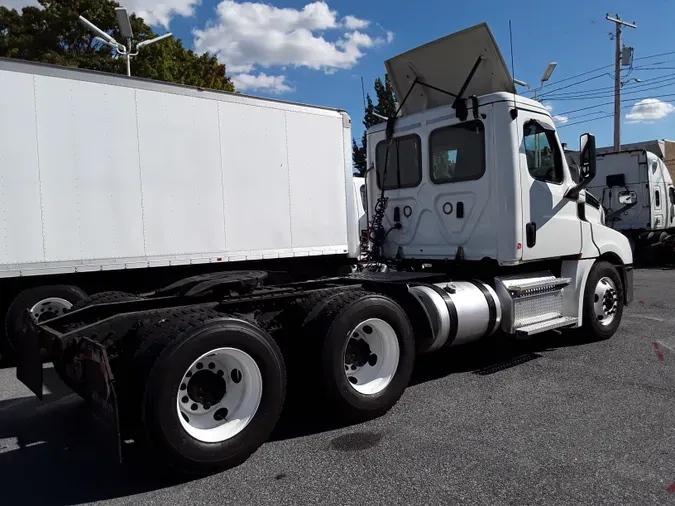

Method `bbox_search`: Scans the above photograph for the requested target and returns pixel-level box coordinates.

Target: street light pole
[126,38,132,76]
[606,14,637,153]
[78,7,172,77]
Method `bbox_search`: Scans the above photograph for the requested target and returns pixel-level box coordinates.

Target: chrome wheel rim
[593,277,619,326]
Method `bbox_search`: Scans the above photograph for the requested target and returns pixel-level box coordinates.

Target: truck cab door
[519,116,582,260]
[652,182,664,229]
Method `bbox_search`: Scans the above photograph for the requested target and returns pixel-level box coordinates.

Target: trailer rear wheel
[300,291,415,422]
[124,309,286,476]
[580,261,624,340]
[2,285,88,362]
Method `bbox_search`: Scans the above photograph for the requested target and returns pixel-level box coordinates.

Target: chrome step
[516,316,578,336]
[505,276,571,296]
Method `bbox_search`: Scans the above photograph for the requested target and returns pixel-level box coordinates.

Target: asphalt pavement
[1,268,674,506]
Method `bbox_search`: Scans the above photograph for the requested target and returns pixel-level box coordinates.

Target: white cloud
[2,0,196,27]
[2,0,40,9]
[626,98,675,123]
[553,115,569,124]
[124,0,201,29]
[544,104,554,112]
[193,1,393,76]
[232,73,294,94]
[386,31,395,43]
[343,15,370,30]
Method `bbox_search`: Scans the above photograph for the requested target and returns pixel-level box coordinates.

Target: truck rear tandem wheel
[15,262,630,476]
[279,290,416,423]
[2,284,89,362]
[116,308,287,476]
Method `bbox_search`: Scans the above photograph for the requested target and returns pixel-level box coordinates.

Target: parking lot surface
[1,268,674,506]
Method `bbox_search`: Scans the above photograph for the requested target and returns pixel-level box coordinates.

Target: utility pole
[606,14,637,152]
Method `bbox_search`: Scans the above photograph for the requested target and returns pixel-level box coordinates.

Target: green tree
[352,74,397,176]
[0,0,234,92]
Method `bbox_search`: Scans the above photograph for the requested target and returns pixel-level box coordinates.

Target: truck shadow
[0,329,600,505]
[0,368,167,505]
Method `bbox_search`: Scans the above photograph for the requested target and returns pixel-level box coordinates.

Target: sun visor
[384,23,516,116]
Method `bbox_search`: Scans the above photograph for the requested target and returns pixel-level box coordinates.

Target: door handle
[526,222,537,248]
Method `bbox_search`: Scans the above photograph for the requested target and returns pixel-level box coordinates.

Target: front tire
[122,309,286,477]
[581,261,624,340]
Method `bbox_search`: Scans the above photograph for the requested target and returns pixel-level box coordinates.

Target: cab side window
[669,186,675,206]
[375,135,422,190]
[523,121,564,184]
[429,121,485,183]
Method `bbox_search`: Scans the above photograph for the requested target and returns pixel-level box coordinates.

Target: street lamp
[534,62,557,100]
[621,77,642,87]
[79,7,173,77]
[515,63,558,101]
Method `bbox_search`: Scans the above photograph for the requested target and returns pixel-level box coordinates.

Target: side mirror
[618,190,637,205]
[579,133,597,182]
[565,132,597,200]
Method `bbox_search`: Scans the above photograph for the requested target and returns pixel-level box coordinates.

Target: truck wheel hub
[30,297,73,323]
[176,347,263,444]
[343,318,400,395]
[593,277,619,326]
[186,370,226,407]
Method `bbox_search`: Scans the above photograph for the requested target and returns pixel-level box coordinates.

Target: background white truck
[14,22,632,478]
[584,149,675,262]
[0,57,362,361]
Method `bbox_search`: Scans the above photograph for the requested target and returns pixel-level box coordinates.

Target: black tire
[2,284,88,363]
[580,261,624,341]
[293,290,415,423]
[54,291,141,397]
[119,308,286,477]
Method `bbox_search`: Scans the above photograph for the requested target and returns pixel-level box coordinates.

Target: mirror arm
[565,179,590,200]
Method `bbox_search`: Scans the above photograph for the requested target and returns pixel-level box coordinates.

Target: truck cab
[363,25,631,269]
[588,149,675,232]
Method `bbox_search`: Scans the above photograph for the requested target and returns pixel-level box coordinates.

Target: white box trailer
[0,57,360,359]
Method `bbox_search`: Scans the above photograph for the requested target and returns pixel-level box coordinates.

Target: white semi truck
[13,22,632,477]
[585,149,675,262]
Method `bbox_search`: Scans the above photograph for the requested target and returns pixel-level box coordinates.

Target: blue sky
[8,0,675,152]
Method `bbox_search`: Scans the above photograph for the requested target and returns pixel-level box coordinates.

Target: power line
[562,109,613,120]
[542,71,675,99]
[528,50,675,96]
[545,76,675,101]
[557,113,614,128]
[536,73,614,97]
[632,66,675,71]
[557,93,675,116]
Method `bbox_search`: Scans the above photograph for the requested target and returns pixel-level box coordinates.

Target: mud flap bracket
[80,337,123,465]
[16,309,44,399]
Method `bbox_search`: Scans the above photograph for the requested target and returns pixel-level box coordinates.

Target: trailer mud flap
[80,338,123,464]
[16,309,44,399]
